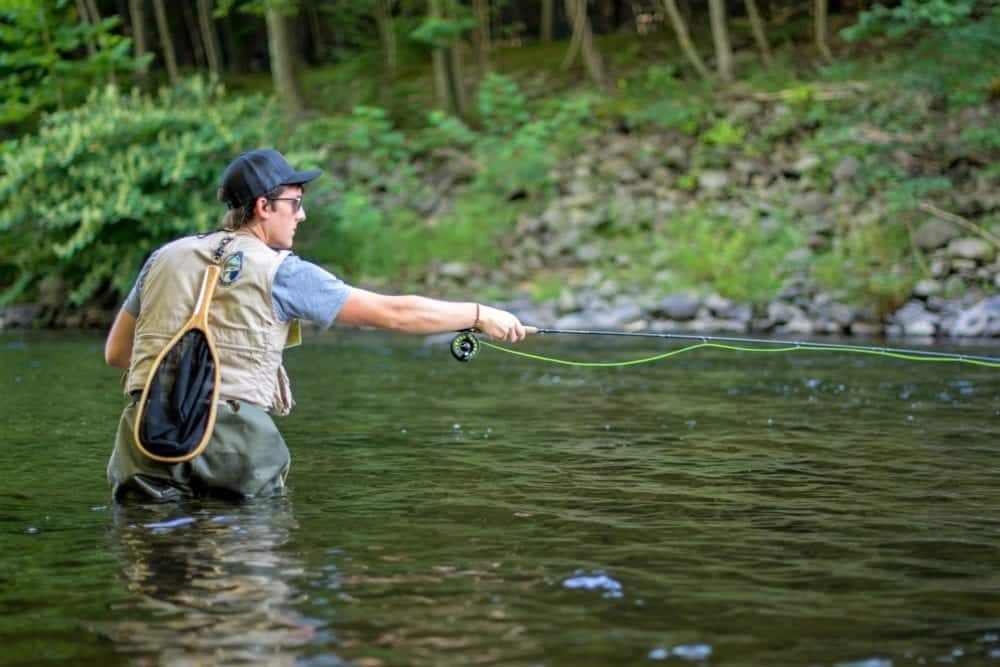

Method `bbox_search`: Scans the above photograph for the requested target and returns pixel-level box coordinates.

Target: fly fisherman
[104,148,529,501]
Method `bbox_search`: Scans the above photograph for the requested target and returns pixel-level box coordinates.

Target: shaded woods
[1,1,998,337]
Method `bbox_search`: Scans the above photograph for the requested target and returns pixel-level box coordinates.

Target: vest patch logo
[220,251,244,285]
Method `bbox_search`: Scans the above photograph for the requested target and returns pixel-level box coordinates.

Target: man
[104,148,529,501]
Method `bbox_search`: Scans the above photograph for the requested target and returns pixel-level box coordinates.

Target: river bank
[3,74,997,339]
[4,288,998,340]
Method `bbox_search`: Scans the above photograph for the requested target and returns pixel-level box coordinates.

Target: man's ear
[254,196,271,220]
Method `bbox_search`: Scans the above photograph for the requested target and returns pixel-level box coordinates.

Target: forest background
[1,0,998,335]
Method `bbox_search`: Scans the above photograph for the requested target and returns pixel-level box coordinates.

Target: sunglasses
[268,197,303,213]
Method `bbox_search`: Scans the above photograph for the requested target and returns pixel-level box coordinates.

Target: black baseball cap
[218,148,322,209]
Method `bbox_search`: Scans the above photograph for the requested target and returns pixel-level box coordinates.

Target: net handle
[132,264,222,464]
[192,265,221,329]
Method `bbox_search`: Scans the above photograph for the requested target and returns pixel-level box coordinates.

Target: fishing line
[449,328,1000,368]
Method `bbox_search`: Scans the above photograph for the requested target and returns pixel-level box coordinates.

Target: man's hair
[219,184,290,230]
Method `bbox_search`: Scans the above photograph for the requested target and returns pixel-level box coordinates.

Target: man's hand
[477,305,533,343]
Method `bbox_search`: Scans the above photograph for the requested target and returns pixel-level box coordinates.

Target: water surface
[1,330,998,666]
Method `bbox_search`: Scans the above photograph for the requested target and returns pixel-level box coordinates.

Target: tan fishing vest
[126,231,296,415]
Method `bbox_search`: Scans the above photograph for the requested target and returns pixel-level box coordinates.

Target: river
[1,329,998,666]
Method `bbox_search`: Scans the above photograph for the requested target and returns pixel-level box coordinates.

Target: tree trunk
[745,0,773,66]
[660,0,710,80]
[540,0,553,43]
[560,0,585,68]
[196,0,222,76]
[432,46,453,112]
[82,0,117,83]
[374,0,398,78]
[473,0,491,75]
[679,0,691,25]
[814,0,833,62]
[429,0,451,111]
[598,0,614,32]
[578,2,606,88]
[708,0,733,82]
[84,0,100,24]
[221,15,250,73]
[304,0,324,62]
[180,2,206,69]
[561,0,605,87]
[425,0,470,116]
[448,36,468,116]
[37,5,64,108]
[74,0,97,59]
[129,0,149,80]
[152,0,180,85]
[265,8,307,119]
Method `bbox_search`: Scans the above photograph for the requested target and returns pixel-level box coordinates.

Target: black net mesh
[138,329,216,459]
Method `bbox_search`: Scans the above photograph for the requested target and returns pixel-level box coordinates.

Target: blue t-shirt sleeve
[123,251,160,317]
[272,255,352,328]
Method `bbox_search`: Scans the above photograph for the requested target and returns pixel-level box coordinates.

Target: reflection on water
[103,498,325,666]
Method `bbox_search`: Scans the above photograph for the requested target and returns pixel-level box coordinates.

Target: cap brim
[281,168,322,186]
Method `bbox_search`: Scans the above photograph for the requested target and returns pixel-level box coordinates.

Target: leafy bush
[701,120,746,147]
[0,2,147,132]
[474,91,594,198]
[409,14,475,49]
[0,78,316,305]
[477,74,529,136]
[813,236,915,318]
[842,1,1000,106]
[415,110,477,152]
[961,124,1000,151]
[296,79,590,282]
[841,0,984,40]
[661,208,801,303]
[627,99,703,134]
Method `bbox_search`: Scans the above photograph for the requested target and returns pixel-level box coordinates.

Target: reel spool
[450,332,480,362]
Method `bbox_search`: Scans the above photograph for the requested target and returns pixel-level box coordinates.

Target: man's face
[258,185,305,250]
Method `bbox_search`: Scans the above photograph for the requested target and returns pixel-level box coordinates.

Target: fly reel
[450,332,480,362]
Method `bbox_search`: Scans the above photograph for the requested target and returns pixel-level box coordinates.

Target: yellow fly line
[448,329,1000,369]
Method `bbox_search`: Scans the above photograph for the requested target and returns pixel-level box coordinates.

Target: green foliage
[528,275,567,302]
[320,188,400,278]
[292,106,414,194]
[341,105,409,162]
[626,63,680,96]
[809,175,943,313]
[410,15,475,49]
[628,100,703,134]
[1,5,993,316]
[306,186,524,284]
[658,208,801,303]
[294,78,592,283]
[0,1,147,130]
[813,235,916,317]
[841,0,984,40]
[616,64,710,134]
[475,132,552,198]
[701,120,745,147]
[477,74,529,136]
[214,0,299,17]
[475,91,594,198]
[415,110,477,151]
[961,124,1000,151]
[886,176,953,212]
[842,1,1000,105]
[0,78,303,304]
[420,190,523,268]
